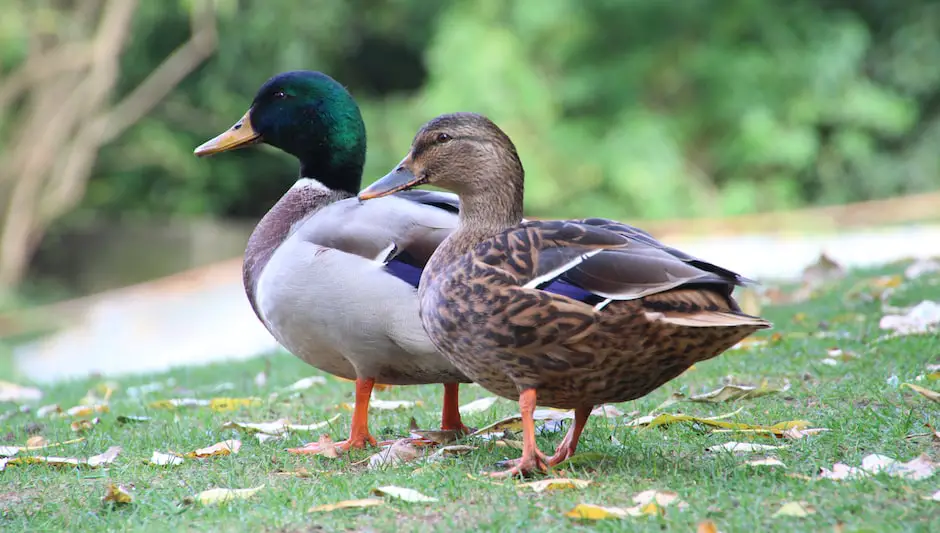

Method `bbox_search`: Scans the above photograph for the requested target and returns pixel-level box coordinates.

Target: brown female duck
[194,72,471,454]
[359,112,772,477]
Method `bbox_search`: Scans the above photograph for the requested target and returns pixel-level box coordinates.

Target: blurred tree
[0,0,216,287]
[2,0,940,288]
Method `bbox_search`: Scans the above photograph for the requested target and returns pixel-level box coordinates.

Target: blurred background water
[1,0,939,381]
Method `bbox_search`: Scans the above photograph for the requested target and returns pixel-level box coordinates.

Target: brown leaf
[697,520,721,533]
[313,434,340,459]
[0,437,84,458]
[689,379,790,403]
[902,383,939,403]
[102,483,133,504]
[368,439,421,469]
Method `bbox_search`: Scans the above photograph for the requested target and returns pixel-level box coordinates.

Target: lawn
[1,260,938,532]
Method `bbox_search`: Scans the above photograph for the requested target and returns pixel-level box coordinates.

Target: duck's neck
[296,151,361,196]
[242,181,343,318]
[444,169,526,256]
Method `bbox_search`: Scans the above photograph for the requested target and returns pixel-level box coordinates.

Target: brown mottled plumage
[359,112,772,477]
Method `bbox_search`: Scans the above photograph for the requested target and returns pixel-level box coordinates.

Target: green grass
[1,262,938,532]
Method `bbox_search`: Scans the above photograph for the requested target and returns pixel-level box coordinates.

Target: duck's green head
[195,71,366,194]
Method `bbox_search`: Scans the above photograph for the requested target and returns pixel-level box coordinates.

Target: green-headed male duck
[359,112,772,477]
[194,72,472,453]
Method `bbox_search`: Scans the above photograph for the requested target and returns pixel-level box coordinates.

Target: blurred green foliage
[7,0,940,222]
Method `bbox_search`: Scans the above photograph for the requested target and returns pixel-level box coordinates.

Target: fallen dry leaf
[70,418,99,433]
[902,383,939,403]
[697,520,721,533]
[102,483,133,504]
[520,478,592,493]
[743,457,786,468]
[221,414,341,435]
[371,485,438,502]
[471,408,613,438]
[566,503,630,520]
[0,437,84,457]
[459,396,499,414]
[190,485,265,505]
[185,439,241,458]
[0,446,121,471]
[819,454,936,481]
[689,379,790,403]
[879,300,940,336]
[773,501,815,517]
[924,489,940,502]
[408,418,461,445]
[707,442,788,454]
[368,439,421,469]
[801,252,844,287]
[429,445,477,461]
[148,397,260,411]
[0,381,42,403]
[566,490,685,520]
[627,412,816,438]
[65,404,109,418]
[149,451,184,466]
[309,498,385,512]
[820,347,860,366]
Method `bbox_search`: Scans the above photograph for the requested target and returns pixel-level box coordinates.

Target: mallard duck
[359,112,772,477]
[193,71,473,453]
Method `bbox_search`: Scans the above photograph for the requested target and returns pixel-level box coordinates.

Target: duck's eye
[273,91,287,99]
[436,132,451,143]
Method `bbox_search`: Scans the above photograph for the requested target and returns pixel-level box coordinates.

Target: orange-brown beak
[193,110,261,157]
[358,154,427,200]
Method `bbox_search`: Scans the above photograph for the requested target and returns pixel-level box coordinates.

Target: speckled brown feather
[368,112,774,408]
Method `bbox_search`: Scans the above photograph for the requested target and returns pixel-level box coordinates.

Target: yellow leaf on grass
[0,437,84,458]
[371,486,438,502]
[627,412,814,437]
[567,490,685,520]
[221,414,341,435]
[309,498,385,512]
[102,483,133,504]
[0,446,121,471]
[70,418,99,433]
[185,439,241,458]
[193,485,265,505]
[65,404,109,417]
[903,383,940,403]
[689,379,791,403]
[566,503,629,520]
[772,501,815,517]
[148,397,260,411]
[521,478,592,493]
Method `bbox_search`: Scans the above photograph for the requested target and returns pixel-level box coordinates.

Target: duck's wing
[293,192,459,287]
[481,219,746,301]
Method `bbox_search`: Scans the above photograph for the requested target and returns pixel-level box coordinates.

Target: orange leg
[440,383,471,434]
[288,377,378,454]
[489,389,549,478]
[545,405,592,465]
